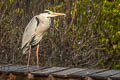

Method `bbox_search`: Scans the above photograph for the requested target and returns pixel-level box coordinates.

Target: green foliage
[9,0,14,4]
[98,0,120,55]
[15,8,24,14]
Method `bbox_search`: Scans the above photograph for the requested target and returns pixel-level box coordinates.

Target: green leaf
[113,45,117,49]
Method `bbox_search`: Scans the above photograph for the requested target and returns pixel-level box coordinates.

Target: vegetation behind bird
[0,0,120,69]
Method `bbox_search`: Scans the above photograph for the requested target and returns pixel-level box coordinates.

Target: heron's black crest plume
[42,10,51,13]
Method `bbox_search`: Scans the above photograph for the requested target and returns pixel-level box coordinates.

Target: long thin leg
[27,45,31,70]
[36,44,40,68]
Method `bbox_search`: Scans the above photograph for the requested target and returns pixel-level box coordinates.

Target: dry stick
[0,7,7,25]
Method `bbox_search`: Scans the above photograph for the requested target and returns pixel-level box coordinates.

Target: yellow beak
[52,12,66,16]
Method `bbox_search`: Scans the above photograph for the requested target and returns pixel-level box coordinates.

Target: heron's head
[40,10,65,18]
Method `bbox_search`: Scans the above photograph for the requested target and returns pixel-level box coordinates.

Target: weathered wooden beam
[32,67,69,77]
[0,65,120,80]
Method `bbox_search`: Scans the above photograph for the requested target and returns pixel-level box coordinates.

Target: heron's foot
[27,65,30,72]
[37,64,40,69]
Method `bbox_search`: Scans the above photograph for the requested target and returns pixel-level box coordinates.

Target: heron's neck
[39,16,51,24]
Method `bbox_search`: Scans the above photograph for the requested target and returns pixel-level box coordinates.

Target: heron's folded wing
[21,16,39,49]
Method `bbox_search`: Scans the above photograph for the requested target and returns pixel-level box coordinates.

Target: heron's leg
[27,45,31,70]
[36,44,40,68]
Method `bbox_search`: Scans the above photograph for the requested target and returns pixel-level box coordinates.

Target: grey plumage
[21,13,51,54]
[21,10,65,54]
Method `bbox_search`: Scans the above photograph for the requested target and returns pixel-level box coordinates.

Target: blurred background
[0,0,120,69]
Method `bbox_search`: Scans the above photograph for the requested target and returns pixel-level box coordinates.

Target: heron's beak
[52,12,65,16]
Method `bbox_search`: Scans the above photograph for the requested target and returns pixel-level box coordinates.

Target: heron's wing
[21,16,39,49]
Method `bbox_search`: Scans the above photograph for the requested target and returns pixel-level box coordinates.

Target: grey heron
[21,10,65,68]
